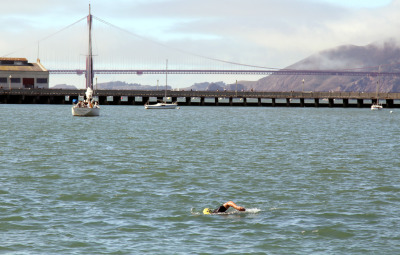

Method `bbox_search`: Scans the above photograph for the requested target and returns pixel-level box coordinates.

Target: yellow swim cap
[203,208,212,214]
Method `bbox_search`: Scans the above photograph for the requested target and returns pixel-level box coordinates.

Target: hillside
[95,81,168,90]
[52,84,78,89]
[51,81,168,90]
[253,39,400,92]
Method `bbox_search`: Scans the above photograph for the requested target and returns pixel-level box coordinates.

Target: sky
[1,0,399,88]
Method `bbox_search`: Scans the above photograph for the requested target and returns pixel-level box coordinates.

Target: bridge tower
[86,4,94,89]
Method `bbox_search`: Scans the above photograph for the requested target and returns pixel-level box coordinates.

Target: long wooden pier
[2,88,400,108]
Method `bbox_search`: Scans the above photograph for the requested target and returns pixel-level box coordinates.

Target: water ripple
[1,106,400,254]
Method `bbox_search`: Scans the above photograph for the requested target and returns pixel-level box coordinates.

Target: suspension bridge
[2,5,400,107]
[48,68,399,77]
[3,5,397,81]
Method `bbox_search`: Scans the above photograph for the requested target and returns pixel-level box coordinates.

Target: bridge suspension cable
[38,17,87,44]
[4,12,399,75]
[2,16,86,58]
[92,15,279,70]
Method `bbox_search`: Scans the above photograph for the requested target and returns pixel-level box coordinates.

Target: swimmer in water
[203,201,246,214]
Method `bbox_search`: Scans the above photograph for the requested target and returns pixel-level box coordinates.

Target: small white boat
[371,66,383,111]
[144,59,178,110]
[371,103,383,110]
[72,104,100,116]
[145,101,177,109]
[72,87,100,116]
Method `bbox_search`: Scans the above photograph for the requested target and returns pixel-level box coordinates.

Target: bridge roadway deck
[48,69,400,77]
[2,89,400,107]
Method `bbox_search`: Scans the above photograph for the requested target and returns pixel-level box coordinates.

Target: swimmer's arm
[223,201,246,211]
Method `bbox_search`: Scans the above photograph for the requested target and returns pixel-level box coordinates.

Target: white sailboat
[72,87,100,116]
[371,101,383,110]
[145,101,178,109]
[371,67,383,110]
[72,4,100,116]
[371,81,383,110]
[145,60,178,109]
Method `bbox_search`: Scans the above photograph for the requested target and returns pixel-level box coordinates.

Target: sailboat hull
[72,107,100,116]
[145,102,177,109]
[371,104,383,110]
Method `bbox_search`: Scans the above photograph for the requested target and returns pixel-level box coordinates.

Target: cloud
[117,0,399,67]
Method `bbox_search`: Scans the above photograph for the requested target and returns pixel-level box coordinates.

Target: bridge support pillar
[286,98,291,107]
[128,96,135,105]
[258,98,261,106]
[343,99,349,108]
[115,96,121,105]
[300,98,305,107]
[100,96,108,105]
[329,98,334,107]
[215,97,219,106]
[229,97,233,106]
[243,97,247,106]
[172,97,177,103]
[142,97,149,105]
[386,99,394,108]
[19,95,25,104]
[200,97,205,106]
[186,97,191,105]
[314,98,319,107]
[357,99,363,108]
[101,96,107,104]
[272,98,276,107]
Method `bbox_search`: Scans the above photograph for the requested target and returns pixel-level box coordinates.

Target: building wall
[0,73,49,89]
[0,58,49,89]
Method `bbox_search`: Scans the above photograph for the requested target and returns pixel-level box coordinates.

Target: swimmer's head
[203,208,212,214]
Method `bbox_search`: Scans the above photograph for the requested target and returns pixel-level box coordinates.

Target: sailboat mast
[165,59,168,99]
[86,4,93,89]
[377,66,381,103]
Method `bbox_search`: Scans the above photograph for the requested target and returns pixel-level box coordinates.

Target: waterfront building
[0,58,49,89]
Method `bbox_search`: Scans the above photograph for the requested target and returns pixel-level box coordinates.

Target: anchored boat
[72,87,100,116]
[371,67,383,111]
[145,60,178,109]
[145,101,178,109]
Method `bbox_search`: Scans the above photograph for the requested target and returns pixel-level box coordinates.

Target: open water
[1,104,400,254]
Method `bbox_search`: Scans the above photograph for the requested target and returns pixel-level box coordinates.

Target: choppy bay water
[1,104,400,254]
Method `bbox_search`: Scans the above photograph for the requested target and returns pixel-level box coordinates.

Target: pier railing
[2,88,400,99]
